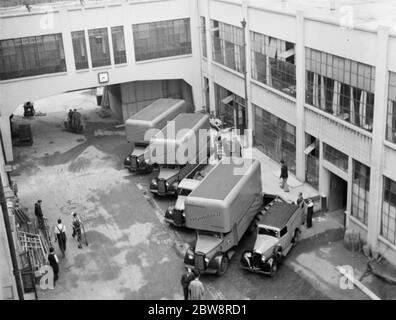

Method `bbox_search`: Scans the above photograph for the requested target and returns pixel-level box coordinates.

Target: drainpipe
[0,173,24,300]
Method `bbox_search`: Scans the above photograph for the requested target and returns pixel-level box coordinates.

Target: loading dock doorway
[328,172,348,226]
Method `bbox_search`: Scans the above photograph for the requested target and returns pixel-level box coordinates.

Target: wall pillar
[318,140,330,199]
[205,0,216,115]
[345,155,354,228]
[367,26,390,248]
[295,10,306,181]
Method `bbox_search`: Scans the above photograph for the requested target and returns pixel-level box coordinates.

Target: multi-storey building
[1,0,396,269]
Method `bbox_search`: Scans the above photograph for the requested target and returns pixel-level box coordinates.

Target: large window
[382,177,396,244]
[254,105,296,174]
[111,26,126,64]
[211,20,244,73]
[0,34,66,80]
[88,28,111,68]
[306,48,375,132]
[251,32,296,97]
[305,134,319,190]
[351,160,370,225]
[201,17,207,58]
[133,18,192,62]
[214,83,245,128]
[324,143,348,172]
[71,31,88,70]
[386,72,396,143]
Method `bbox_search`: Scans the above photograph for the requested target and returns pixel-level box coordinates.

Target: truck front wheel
[216,255,229,276]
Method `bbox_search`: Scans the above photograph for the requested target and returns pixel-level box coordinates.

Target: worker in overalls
[71,212,83,249]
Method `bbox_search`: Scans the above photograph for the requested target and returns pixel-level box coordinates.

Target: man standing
[306,199,314,229]
[34,200,45,230]
[296,192,304,207]
[71,212,83,249]
[188,271,205,300]
[180,268,194,300]
[48,247,59,286]
[279,160,289,192]
[54,218,67,258]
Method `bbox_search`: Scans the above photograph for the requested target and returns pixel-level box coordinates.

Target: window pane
[71,31,88,70]
[88,28,111,68]
[0,34,66,80]
[111,26,126,64]
[132,18,192,62]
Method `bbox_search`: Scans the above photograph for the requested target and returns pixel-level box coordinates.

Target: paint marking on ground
[205,282,226,300]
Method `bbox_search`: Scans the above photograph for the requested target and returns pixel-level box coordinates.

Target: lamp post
[241,18,248,137]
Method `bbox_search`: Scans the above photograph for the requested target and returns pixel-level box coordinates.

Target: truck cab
[240,201,303,276]
[124,143,152,173]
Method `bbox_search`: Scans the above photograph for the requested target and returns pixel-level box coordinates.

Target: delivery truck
[147,112,211,196]
[183,158,263,276]
[124,98,186,172]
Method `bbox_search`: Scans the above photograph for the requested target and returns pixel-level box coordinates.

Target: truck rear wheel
[216,255,229,276]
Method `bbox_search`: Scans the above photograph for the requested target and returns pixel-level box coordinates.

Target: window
[251,32,296,97]
[88,28,111,68]
[111,26,126,64]
[323,143,348,172]
[280,227,288,237]
[211,20,244,73]
[0,34,66,80]
[132,18,192,62]
[381,177,396,244]
[253,105,296,174]
[305,48,375,132]
[386,72,396,143]
[214,83,245,128]
[351,160,370,225]
[201,17,207,58]
[71,31,88,70]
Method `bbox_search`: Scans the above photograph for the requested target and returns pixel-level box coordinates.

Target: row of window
[0,18,192,80]
[203,19,396,143]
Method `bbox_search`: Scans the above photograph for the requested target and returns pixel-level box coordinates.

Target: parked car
[240,200,303,276]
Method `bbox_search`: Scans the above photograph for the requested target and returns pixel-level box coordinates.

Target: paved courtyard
[10,90,377,300]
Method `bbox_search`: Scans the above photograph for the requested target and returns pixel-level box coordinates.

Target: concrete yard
[10,90,382,300]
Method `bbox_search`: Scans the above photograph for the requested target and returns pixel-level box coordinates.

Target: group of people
[296,192,314,229]
[34,200,85,287]
[181,269,205,300]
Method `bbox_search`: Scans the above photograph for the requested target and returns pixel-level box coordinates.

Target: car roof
[258,202,299,229]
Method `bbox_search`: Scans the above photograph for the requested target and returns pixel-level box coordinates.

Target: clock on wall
[98,72,109,84]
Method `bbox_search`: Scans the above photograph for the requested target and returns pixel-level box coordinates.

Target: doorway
[328,172,348,226]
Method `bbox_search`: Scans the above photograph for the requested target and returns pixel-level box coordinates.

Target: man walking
[181,268,194,300]
[34,200,45,230]
[71,212,83,249]
[54,218,67,258]
[48,247,59,286]
[279,160,289,192]
[188,271,205,300]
